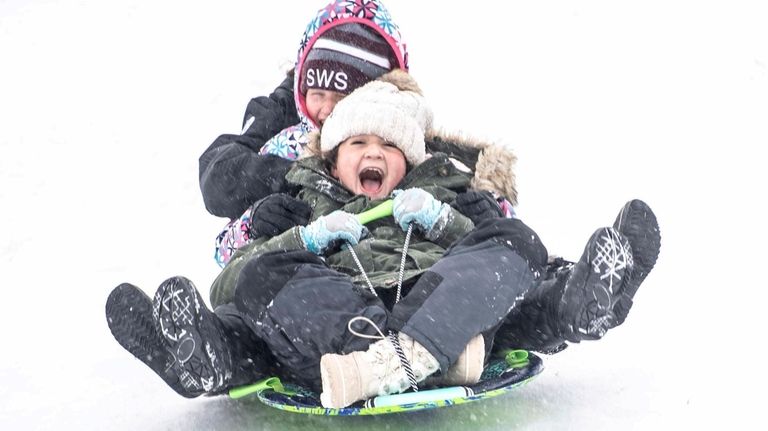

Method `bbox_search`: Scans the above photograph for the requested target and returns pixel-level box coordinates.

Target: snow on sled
[228,349,542,416]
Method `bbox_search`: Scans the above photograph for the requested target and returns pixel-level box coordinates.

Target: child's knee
[238,249,321,289]
[450,218,548,272]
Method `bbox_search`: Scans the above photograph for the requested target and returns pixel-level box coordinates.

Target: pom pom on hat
[320,69,432,165]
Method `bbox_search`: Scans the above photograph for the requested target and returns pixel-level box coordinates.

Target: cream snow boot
[319,332,440,408]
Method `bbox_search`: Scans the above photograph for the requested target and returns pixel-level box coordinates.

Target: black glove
[249,193,312,239]
[453,190,504,225]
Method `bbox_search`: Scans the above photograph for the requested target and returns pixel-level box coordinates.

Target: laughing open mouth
[359,167,384,195]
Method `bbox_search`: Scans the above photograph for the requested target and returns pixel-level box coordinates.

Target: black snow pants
[232,218,548,389]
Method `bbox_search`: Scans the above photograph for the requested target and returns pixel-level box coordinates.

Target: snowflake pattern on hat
[297,0,407,78]
[346,0,378,19]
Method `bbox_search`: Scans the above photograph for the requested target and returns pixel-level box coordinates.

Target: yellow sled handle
[355,199,394,225]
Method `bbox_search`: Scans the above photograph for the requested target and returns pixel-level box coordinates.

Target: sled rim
[256,375,540,415]
[247,351,543,416]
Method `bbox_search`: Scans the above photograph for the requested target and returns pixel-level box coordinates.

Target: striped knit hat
[300,23,397,95]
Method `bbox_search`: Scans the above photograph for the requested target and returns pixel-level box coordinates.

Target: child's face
[331,134,407,200]
[306,89,346,126]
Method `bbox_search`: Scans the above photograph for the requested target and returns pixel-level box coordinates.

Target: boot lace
[346,223,419,392]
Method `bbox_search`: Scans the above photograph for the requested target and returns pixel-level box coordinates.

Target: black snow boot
[557,198,662,342]
[498,200,660,349]
[153,276,267,397]
[611,199,661,325]
[105,283,192,397]
[493,260,573,354]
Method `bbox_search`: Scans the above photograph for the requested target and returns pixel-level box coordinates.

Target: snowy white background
[1,1,767,429]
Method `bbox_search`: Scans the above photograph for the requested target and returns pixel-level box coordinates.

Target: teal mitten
[299,210,364,255]
[392,188,450,233]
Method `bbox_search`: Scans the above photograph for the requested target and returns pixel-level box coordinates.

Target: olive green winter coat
[209,152,477,308]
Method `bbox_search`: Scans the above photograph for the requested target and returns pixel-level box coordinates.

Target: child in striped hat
[300,23,400,127]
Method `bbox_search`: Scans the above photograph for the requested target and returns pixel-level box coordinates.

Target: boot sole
[613,199,661,294]
[612,199,661,323]
[153,277,227,394]
[105,283,190,397]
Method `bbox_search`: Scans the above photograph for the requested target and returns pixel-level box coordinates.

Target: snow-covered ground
[1,1,766,429]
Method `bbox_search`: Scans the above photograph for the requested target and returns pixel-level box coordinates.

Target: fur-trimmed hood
[426,131,518,206]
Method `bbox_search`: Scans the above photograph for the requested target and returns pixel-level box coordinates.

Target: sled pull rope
[228,202,420,400]
[346,215,419,393]
[345,316,420,391]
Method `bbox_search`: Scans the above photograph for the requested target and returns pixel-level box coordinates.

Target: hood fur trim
[472,144,518,205]
[377,69,424,95]
[303,130,322,159]
[427,129,518,205]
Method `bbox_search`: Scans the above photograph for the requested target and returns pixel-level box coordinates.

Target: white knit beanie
[320,70,432,165]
